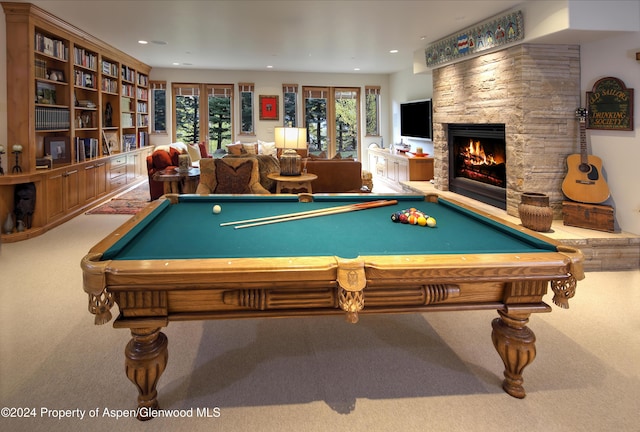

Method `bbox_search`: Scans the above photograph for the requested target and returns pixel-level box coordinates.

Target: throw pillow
[198,142,210,158]
[243,143,258,155]
[214,159,253,194]
[151,149,173,170]
[187,144,201,163]
[258,140,277,157]
[227,143,246,155]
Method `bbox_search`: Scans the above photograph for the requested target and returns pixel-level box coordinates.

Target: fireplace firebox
[448,124,506,209]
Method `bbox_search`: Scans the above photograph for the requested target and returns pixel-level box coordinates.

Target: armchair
[146,147,183,201]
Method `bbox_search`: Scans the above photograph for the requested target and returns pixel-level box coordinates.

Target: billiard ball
[213,205,222,214]
[426,217,436,227]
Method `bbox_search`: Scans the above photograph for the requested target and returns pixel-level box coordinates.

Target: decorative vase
[518,192,553,232]
[3,213,14,234]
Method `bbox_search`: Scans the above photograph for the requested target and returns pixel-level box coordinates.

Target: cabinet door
[397,160,409,182]
[45,172,65,223]
[126,153,139,182]
[84,164,97,202]
[64,169,81,212]
[95,161,108,197]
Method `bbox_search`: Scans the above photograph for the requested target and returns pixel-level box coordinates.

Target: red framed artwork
[259,95,279,121]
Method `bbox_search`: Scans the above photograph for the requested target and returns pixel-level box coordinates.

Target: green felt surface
[102,195,556,261]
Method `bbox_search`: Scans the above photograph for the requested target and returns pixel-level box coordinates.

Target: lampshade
[274,127,307,150]
[274,127,307,176]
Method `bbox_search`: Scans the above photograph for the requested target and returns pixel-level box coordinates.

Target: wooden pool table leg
[124,327,168,421]
[491,310,536,398]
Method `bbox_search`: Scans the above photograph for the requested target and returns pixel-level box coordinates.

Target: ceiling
[12,0,613,74]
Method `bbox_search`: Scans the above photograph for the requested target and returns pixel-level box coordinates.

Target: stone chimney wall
[431,44,580,217]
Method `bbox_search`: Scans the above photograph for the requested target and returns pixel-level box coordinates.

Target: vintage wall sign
[587,77,634,131]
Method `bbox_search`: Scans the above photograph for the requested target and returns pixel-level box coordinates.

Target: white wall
[580,31,640,235]
[388,67,433,155]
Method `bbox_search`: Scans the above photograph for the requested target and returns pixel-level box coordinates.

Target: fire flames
[464,139,504,166]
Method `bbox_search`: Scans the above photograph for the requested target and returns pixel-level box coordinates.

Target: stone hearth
[431,44,581,218]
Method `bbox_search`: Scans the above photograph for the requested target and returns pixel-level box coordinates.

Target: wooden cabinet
[368,148,409,191]
[1,3,152,242]
[408,157,434,181]
[368,148,434,191]
[44,167,80,224]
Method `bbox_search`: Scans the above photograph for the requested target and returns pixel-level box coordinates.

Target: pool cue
[232,199,397,229]
[220,199,395,227]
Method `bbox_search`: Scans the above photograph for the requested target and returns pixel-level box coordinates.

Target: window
[239,82,254,135]
[150,81,166,134]
[283,84,298,126]
[303,86,360,159]
[172,83,234,155]
[365,86,380,136]
[207,84,233,153]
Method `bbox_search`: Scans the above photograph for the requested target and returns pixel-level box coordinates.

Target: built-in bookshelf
[1,2,153,243]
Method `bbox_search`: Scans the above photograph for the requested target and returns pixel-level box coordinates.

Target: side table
[153,167,201,195]
[267,172,318,194]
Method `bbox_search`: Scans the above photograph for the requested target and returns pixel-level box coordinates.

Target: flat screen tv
[400,99,432,139]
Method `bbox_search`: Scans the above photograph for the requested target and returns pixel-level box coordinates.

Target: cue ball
[213,205,222,214]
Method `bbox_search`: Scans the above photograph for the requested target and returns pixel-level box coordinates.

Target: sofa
[146,142,208,200]
[305,158,365,193]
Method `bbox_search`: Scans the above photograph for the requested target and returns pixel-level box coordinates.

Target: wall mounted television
[400,99,433,140]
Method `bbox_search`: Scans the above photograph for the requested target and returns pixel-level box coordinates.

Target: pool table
[81,193,583,420]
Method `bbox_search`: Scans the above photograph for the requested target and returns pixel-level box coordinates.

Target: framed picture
[44,136,71,164]
[259,95,279,121]
[102,130,119,154]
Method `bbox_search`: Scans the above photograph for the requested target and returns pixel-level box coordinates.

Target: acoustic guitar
[561,108,610,203]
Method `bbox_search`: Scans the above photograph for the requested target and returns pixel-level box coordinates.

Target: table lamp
[275,126,307,176]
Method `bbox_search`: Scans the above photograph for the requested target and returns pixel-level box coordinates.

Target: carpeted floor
[1,208,639,432]
[85,182,151,215]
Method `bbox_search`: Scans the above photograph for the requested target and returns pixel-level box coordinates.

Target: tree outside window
[172,83,234,155]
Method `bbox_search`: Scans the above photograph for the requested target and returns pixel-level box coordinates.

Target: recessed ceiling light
[389,49,399,54]
[353,67,360,71]
[138,40,148,45]
[172,62,180,66]
[267,65,273,69]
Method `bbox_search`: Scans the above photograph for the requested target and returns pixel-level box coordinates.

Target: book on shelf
[121,65,135,82]
[122,133,136,152]
[35,32,68,60]
[102,60,118,76]
[73,47,97,70]
[138,131,149,147]
[35,58,47,79]
[35,106,70,130]
[121,113,134,128]
[101,77,118,93]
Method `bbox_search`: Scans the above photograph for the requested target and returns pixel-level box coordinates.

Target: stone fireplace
[448,123,506,209]
[431,44,581,218]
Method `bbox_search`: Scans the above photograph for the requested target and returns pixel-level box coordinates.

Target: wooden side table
[153,167,201,195]
[267,172,317,194]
